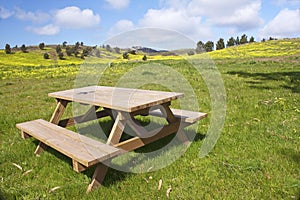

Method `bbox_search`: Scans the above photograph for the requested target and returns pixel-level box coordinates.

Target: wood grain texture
[49,86,184,112]
[149,108,208,124]
[16,119,124,168]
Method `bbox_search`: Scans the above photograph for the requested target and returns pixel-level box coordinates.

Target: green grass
[0,39,299,199]
[204,38,300,60]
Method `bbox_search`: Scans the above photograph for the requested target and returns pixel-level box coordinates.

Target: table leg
[162,104,190,144]
[49,99,69,124]
[87,111,126,192]
[86,163,109,192]
[34,99,69,155]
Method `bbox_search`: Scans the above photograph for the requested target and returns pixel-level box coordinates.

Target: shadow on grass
[280,148,300,164]
[227,71,300,93]
[28,118,206,189]
[0,189,16,200]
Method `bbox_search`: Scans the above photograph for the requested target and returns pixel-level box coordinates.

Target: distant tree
[21,44,28,53]
[95,49,101,58]
[123,52,129,59]
[66,46,73,56]
[249,36,255,43]
[39,42,45,50]
[269,37,276,41]
[204,41,214,52]
[80,42,84,46]
[226,37,235,47]
[216,38,225,50]
[58,52,64,60]
[196,41,204,53]
[56,45,62,54]
[43,53,50,59]
[75,42,80,48]
[105,44,112,52]
[142,55,147,61]
[74,50,80,57]
[114,47,121,54]
[62,41,67,47]
[187,50,195,56]
[235,36,240,45]
[5,44,11,54]
[261,38,266,42]
[82,48,91,57]
[240,34,248,44]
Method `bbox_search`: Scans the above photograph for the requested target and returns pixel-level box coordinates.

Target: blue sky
[0,0,299,49]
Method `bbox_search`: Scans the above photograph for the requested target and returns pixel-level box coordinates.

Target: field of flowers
[207,38,300,59]
[0,38,299,199]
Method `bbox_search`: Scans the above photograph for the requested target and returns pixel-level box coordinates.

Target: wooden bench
[149,108,207,124]
[16,119,124,172]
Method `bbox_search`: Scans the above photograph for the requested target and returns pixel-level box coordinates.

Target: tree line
[4,41,100,60]
[195,34,256,53]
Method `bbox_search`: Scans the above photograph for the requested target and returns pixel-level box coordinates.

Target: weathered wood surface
[49,86,184,112]
[149,108,208,124]
[16,119,124,169]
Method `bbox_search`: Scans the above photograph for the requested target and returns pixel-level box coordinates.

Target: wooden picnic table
[16,86,207,192]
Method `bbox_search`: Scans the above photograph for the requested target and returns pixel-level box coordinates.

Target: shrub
[123,52,129,59]
[187,50,195,56]
[66,46,73,56]
[39,43,45,50]
[21,44,28,53]
[5,44,11,54]
[56,45,62,54]
[43,53,50,59]
[58,52,64,60]
[142,55,147,61]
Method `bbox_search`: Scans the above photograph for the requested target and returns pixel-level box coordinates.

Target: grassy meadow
[0,39,299,199]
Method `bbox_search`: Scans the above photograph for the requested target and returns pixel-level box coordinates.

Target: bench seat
[16,119,123,171]
[149,108,207,124]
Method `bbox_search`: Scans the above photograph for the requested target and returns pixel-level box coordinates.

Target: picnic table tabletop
[48,86,184,112]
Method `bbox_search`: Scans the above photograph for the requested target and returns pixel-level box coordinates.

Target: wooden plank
[49,99,69,124]
[87,163,109,192]
[162,103,177,123]
[149,108,207,124]
[49,86,184,112]
[21,131,31,139]
[114,121,180,151]
[107,112,126,145]
[72,160,87,172]
[16,119,123,167]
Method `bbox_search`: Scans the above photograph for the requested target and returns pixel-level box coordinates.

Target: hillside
[207,38,300,60]
[0,38,299,67]
[0,45,120,67]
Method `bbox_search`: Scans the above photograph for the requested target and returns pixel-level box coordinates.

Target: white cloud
[54,6,100,29]
[27,24,60,35]
[108,20,135,36]
[186,0,263,30]
[22,6,101,35]
[139,8,211,40]
[211,1,264,30]
[259,8,300,39]
[14,7,50,23]
[105,0,130,9]
[0,6,13,19]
